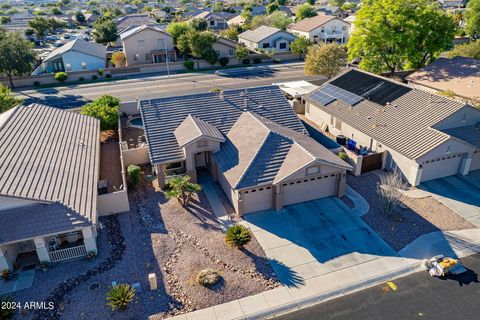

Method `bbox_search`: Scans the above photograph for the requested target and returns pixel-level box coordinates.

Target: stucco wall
[97,190,130,216]
[288,19,349,43]
[60,51,106,73]
[122,28,175,66]
[183,139,221,171]
[122,146,150,166]
[433,105,480,130]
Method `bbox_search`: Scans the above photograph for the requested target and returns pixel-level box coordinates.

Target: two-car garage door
[282,173,338,206]
[420,153,463,183]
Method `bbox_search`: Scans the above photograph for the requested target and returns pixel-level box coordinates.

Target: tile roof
[115,14,157,32]
[306,69,471,160]
[174,114,225,147]
[406,57,480,99]
[119,24,171,41]
[43,39,106,63]
[288,14,336,32]
[238,26,283,43]
[214,112,351,189]
[0,202,92,245]
[139,86,306,165]
[0,104,100,223]
[442,125,480,148]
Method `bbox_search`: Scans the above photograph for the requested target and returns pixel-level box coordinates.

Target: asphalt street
[276,254,480,320]
[15,63,325,108]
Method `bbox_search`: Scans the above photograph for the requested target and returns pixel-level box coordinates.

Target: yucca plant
[0,295,15,320]
[106,284,136,311]
[225,225,252,249]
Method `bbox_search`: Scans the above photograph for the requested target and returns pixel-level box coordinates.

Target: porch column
[82,227,98,254]
[274,185,283,211]
[0,246,13,271]
[460,154,472,176]
[413,164,423,187]
[34,237,51,263]
[157,164,166,188]
[337,172,346,197]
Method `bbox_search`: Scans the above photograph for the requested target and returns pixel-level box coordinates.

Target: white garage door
[282,173,338,206]
[420,153,463,182]
[471,150,480,172]
[242,187,273,214]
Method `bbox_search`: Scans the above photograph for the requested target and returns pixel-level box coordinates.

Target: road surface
[15,63,325,108]
[276,254,480,320]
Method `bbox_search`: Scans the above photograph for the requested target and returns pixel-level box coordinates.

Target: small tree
[376,171,405,218]
[74,11,86,23]
[80,95,120,130]
[165,175,201,207]
[93,17,118,45]
[112,52,126,67]
[54,71,68,82]
[106,284,136,311]
[225,225,251,249]
[465,0,480,38]
[0,83,22,113]
[304,43,346,79]
[218,56,229,66]
[235,45,249,60]
[184,60,194,70]
[190,18,208,31]
[447,41,480,59]
[266,2,278,15]
[290,36,311,59]
[127,165,141,188]
[296,4,317,21]
[220,25,241,41]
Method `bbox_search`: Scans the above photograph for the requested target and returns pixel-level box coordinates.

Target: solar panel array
[321,84,364,106]
[309,91,335,106]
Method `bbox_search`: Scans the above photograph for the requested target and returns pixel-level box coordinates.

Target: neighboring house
[227,14,246,26]
[438,0,465,8]
[316,5,346,18]
[32,39,106,75]
[343,14,356,35]
[238,26,297,52]
[124,4,139,14]
[406,57,480,102]
[305,69,480,186]
[287,14,350,44]
[120,24,176,66]
[214,36,237,58]
[139,86,351,215]
[191,11,228,31]
[115,14,157,34]
[0,104,100,271]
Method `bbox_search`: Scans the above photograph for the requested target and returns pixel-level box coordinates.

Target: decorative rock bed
[32,216,126,320]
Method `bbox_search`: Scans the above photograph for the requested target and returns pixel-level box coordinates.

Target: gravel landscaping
[348,171,475,251]
[12,168,278,320]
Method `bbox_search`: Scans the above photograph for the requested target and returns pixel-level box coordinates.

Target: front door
[195,152,207,169]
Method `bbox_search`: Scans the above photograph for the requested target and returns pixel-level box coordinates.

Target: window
[166,162,183,170]
[65,63,72,71]
[342,25,347,31]
[210,20,215,26]
[306,166,320,175]
[228,49,235,56]
[279,42,287,49]
[197,140,208,148]
[157,39,165,48]
[138,40,145,46]
[81,62,87,69]
[321,27,325,33]
[145,53,151,61]
[262,43,270,49]
[133,54,139,61]
[215,50,220,56]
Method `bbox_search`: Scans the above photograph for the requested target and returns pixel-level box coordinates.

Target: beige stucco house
[139,86,351,215]
[213,37,237,58]
[304,69,480,186]
[287,14,350,44]
[120,24,176,66]
[0,104,100,271]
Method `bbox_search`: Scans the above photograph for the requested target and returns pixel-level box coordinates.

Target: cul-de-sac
[0,0,479,319]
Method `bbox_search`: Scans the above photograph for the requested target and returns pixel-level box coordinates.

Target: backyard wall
[97,190,130,216]
[121,146,150,166]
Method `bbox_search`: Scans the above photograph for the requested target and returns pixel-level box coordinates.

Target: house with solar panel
[0,104,105,272]
[137,86,352,215]
[304,69,480,186]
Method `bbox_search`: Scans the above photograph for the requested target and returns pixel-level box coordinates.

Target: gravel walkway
[348,172,475,251]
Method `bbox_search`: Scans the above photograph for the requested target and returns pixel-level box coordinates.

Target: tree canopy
[80,95,120,131]
[74,11,86,23]
[305,43,346,79]
[93,17,118,44]
[177,30,218,64]
[0,30,37,88]
[347,0,455,74]
[296,4,317,21]
[447,41,480,59]
[166,21,190,43]
[220,25,242,41]
[190,18,208,31]
[465,0,480,38]
[0,83,22,114]
[28,17,66,39]
[251,11,293,30]
[290,36,312,59]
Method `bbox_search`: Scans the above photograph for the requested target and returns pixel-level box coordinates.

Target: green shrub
[33,81,40,86]
[225,225,251,248]
[184,60,194,70]
[54,71,68,82]
[253,57,262,64]
[197,269,221,287]
[79,77,85,81]
[1,269,10,280]
[338,151,348,160]
[218,56,229,66]
[127,165,141,188]
[242,58,250,65]
[92,75,98,80]
[80,95,120,130]
[0,295,15,320]
[97,68,104,76]
[106,73,112,78]
[106,284,136,311]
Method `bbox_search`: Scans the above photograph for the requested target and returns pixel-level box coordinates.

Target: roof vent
[219,91,224,101]
[385,102,391,107]
[367,116,372,120]
[79,140,86,148]
[393,104,398,108]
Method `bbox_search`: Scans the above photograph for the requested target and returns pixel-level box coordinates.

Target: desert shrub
[106,284,136,311]
[242,58,250,65]
[218,56,229,66]
[196,269,221,286]
[184,60,194,70]
[54,71,68,82]
[253,57,262,64]
[225,225,251,248]
[33,81,40,86]
[127,165,141,188]
[97,68,104,76]
[338,151,347,160]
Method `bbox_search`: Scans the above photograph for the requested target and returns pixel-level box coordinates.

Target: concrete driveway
[243,197,398,287]
[420,170,480,226]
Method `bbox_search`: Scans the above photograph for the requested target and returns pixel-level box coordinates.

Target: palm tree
[165,175,201,206]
